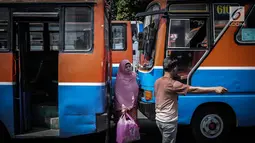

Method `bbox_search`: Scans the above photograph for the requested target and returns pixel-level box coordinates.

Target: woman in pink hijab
[114,59,139,123]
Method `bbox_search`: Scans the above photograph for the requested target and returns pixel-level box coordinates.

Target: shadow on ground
[12,118,255,143]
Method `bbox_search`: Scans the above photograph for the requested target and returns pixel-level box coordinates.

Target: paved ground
[12,111,255,143]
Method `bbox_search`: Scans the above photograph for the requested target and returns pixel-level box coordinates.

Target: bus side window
[167,18,208,84]
[0,8,9,51]
[64,7,93,51]
[236,6,255,44]
[112,24,126,50]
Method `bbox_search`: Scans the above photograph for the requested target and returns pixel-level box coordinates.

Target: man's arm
[168,80,227,95]
[188,86,227,94]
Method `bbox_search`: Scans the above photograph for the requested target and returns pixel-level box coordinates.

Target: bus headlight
[144,90,152,101]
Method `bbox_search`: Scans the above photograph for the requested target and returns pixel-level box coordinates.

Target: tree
[113,0,153,21]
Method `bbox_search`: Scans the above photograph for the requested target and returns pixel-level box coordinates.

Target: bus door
[15,22,31,133]
[13,11,60,136]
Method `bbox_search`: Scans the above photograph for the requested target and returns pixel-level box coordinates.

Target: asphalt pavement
[12,111,255,143]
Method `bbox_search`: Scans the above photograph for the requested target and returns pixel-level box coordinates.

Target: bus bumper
[96,113,108,133]
[138,101,155,121]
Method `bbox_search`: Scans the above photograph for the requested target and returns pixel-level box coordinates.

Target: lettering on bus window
[112,24,126,50]
[168,18,207,49]
[213,3,240,41]
[64,7,92,51]
[30,23,44,51]
[0,8,9,51]
[139,4,160,70]
[236,6,255,44]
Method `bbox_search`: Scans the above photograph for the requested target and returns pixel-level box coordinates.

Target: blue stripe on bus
[138,69,255,93]
[138,69,255,126]
[112,66,119,91]
[177,94,255,126]
[191,69,255,92]
[0,85,14,137]
[58,85,106,137]
[112,66,118,78]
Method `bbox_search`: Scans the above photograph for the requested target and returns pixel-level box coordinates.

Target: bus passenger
[154,57,228,143]
[114,59,139,124]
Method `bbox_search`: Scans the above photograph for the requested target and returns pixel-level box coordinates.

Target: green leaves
[113,0,152,21]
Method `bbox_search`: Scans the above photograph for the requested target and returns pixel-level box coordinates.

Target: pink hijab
[115,60,139,111]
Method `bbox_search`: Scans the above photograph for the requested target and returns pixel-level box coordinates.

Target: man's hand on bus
[188,86,228,94]
[214,86,228,94]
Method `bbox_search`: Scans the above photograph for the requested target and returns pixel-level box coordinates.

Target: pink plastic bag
[116,112,140,143]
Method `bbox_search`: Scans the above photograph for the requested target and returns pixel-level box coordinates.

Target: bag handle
[125,112,135,122]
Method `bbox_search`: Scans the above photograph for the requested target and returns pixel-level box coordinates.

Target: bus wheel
[191,105,235,143]
[0,123,11,143]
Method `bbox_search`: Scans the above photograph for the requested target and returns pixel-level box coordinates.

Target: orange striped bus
[0,0,112,141]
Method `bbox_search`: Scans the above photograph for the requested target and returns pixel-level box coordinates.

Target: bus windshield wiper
[135,9,167,18]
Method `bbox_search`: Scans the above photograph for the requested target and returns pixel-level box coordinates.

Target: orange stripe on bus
[201,5,255,67]
[0,53,13,82]
[58,54,104,82]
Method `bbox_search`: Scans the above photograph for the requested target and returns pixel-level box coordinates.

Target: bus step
[15,128,59,138]
[45,117,59,129]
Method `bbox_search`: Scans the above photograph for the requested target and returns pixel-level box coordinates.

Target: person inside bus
[114,59,139,124]
[74,37,84,50]
[154,57,228,143]
[143,49,155,69]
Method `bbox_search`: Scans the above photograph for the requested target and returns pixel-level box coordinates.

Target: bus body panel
[137,1,255,132]
[58,55,106,137]
[0,0,111,139]
[177,95,255,126]
[58,1,109,137]
[0,53,15,137]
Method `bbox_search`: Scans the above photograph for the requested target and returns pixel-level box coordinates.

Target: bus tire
[0,122,11,143]
[191,105,235,143]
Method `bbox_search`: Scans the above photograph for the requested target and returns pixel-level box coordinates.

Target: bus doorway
[13,13,59,137]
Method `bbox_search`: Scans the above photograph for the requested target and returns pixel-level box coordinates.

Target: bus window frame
[62,5,94,53]
[234,5,255,45]
[0,8,11,53]
[164,3,214,85]
[166,16,210,51]
[111,23,127,51]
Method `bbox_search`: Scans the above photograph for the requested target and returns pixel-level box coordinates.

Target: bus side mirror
[138,32,143,50]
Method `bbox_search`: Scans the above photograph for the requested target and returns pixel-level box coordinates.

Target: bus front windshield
[139,4,160,70]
